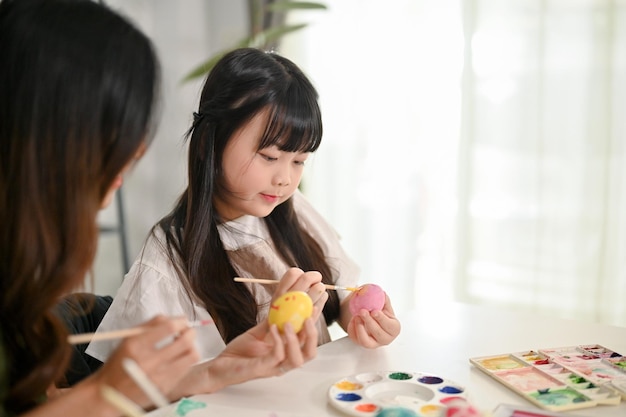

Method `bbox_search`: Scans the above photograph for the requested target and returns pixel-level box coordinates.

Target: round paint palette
[328,371,467,417]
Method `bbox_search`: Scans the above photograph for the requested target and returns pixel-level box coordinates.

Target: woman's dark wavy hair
[0,0,159,413]
[157,47,340,342]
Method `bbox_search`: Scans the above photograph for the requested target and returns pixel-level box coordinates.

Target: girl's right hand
[275,268,328,321]
[90,315,200,408]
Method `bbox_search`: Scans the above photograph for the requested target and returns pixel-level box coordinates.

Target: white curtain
[286,0,626,325]
[95,0,626,327]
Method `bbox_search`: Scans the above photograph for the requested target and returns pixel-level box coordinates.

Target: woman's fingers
[299,317,318,360]
[134,315,191,348]
[276,317,318,374]
[96,317,201,407]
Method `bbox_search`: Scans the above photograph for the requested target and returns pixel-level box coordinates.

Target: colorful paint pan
[470,344,626,412]
[328,371,466,417]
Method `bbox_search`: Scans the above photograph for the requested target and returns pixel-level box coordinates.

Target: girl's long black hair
[157,48,339,342]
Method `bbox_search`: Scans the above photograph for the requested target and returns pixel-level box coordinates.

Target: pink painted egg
[268,291,313,333]
[349,284,385,315]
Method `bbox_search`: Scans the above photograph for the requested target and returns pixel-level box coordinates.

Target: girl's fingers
[309,287,328,311]
[278,269,324,294]
[297,271,324,294]
[361,317,392,345]
[353,309,400,347]
[348,315,377,349]
[373,310,401,338]
[275,268,305,295]
[309,305,323,325]
[382,294,396,316]
[274,269,330,315]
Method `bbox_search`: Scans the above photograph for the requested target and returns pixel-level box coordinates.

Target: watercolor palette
[470,344,626,412]
[328,370,467,417]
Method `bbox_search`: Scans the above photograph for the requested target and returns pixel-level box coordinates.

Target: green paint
[175,398,207,416]
[388,372,412,380]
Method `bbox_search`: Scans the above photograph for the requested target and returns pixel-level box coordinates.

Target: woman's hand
[88,315,200,408]
[274,267,328,321]
[344,293,401,349]
[173,310,319,397]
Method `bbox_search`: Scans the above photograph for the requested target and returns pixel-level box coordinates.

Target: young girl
[87,48,400,363]
[1,2,317,416]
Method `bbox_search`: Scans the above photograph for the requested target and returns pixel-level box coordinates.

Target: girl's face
[214,111,310,221]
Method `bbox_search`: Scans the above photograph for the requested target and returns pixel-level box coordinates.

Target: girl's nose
[273,165,291,186]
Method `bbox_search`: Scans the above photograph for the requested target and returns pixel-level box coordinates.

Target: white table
[149,302,626,417]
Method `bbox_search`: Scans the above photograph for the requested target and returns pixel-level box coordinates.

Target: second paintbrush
[233,277,359,292]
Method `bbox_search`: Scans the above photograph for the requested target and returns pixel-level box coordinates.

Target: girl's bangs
[258,100,322,153]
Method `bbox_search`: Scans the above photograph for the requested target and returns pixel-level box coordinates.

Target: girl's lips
[260,193,279,203]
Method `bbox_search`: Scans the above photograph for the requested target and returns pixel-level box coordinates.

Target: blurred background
[93,0,626,328]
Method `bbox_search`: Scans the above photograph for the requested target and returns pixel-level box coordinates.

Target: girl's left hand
[346,293,401,348]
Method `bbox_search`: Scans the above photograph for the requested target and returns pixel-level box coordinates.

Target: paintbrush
[68,319,213,345]
[234,277,359,292]
[101,385,147,417]
[122,358,169,408]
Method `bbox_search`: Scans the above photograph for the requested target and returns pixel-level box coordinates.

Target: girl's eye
[258,153,278,162]
[294,160,306,166]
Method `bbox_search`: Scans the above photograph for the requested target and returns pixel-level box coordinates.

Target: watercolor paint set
[328,370,468,417]
[470,344,626,412]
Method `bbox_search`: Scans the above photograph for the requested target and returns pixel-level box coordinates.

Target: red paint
[355,403,378,412]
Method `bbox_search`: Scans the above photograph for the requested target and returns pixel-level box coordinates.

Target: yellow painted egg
[268,291,313,333]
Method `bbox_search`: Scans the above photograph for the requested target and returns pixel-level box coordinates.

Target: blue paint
[439,385,463,394]
[336,392,362,401]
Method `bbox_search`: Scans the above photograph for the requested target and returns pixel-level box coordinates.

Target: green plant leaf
[180,52,227,83]
[247,23,308,48]
[180,23,308,82]
[180,1,326,84]
[266,1,327,12]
